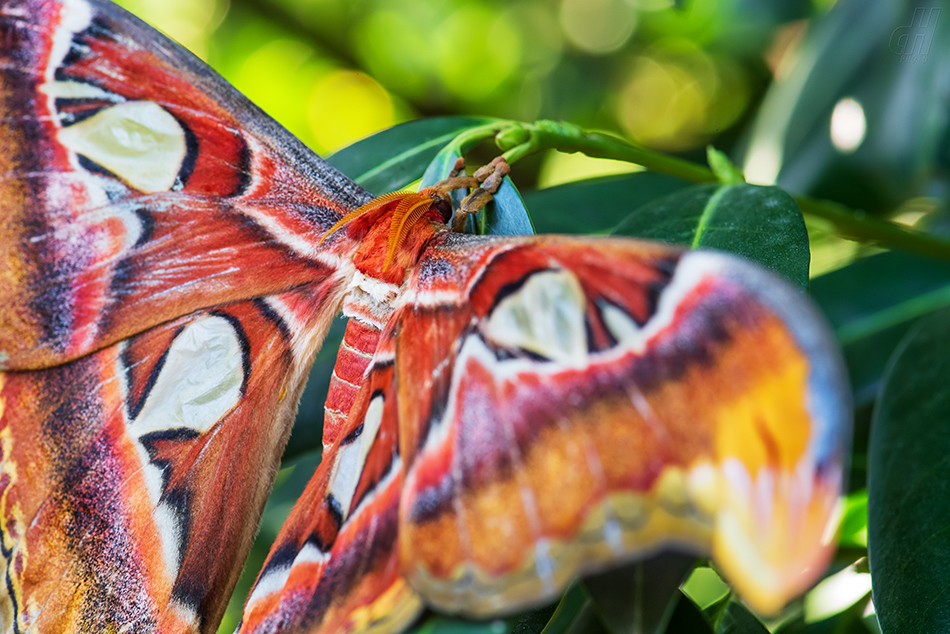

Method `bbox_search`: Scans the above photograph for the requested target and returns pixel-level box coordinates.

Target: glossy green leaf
[585,554,696,634]
[328,117,494,195]
[510,602,560,634]
[810,250,950,406]
[680,567,730,610]
[478,177,535,236]
[611,183,809,290]
[663,595,714,634]
[868,307,950,633]
[702,596,770,634]
[540,585,597,634]
[522,173,689,235]
[420,143,465,190]
[741,1,950,212]
[414,586,591,634]
[405,586,568,634]
[560,599,609,634]
[772,605,874,634]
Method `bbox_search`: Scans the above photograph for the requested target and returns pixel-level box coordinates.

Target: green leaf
[510,602,561,634]
[407,616,512,634]
[741,0,950,212]
[810,250,950,406]
[611,183,810,290]
[420,143,465,190]
[522,173,690,235]
[664,595,714,634]
[702,596,770,634]
[405,587,570,634]
[772,606,874,634]
[541,585,597,634]
[412,585,587,634]
[418,121,503,190]
[706,146,745,184]
[560,599,609,634]
[478,177,535,236]
[837,489,869,549]
[585,554,696,634]
[328,116,494,195]
[868,307,950,633]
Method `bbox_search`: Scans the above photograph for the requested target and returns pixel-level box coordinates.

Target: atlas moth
[0,1,851,633]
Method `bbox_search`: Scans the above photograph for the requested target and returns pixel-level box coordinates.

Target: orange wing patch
[395,237,849,617]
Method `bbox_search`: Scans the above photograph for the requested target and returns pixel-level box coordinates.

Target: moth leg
[449,157,512,232]
[434,157,478,191]
[472,156,511,192]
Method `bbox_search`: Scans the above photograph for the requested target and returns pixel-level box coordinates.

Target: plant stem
[508,120,719,185]
[495,120,950,261]
[792,197,950,261]
[452,121,508,150]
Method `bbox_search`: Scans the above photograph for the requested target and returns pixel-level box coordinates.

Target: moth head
[430,190,455,224]
[320,187,451,270]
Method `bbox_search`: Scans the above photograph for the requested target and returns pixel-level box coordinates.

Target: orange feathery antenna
[318,188,446,270]
[318,190,410,247]
[320,157,512,270]
[385,187,443,269]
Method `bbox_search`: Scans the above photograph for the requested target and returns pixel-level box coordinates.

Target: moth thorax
[341,271,400,330]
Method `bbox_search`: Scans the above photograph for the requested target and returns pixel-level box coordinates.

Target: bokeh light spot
[436,4,522,102]
[354,10,433,99]
[744,142,782,185]
[115,0,228,59]
[830,97,866,154]
[559,0,636,55]
[307,70,396,154]
[538,151,641,189]
[615,47,748,151]
[804,562,872,622]
[232,39,328,147]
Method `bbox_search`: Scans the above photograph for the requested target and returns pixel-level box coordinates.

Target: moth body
[0,2,851,634]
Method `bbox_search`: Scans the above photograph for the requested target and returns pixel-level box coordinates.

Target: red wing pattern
[0,0,368,632]
[0,2,852,634]
[0,0,366,371]
[394,234,850,616]
[239,252,423,634]
[239,329,422,634]
[238,232,849,632]
[0,277,347,634]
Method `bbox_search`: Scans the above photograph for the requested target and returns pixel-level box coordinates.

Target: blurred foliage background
[111,0,950,632]
[112,0,828,183]
[114,0,950,276]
